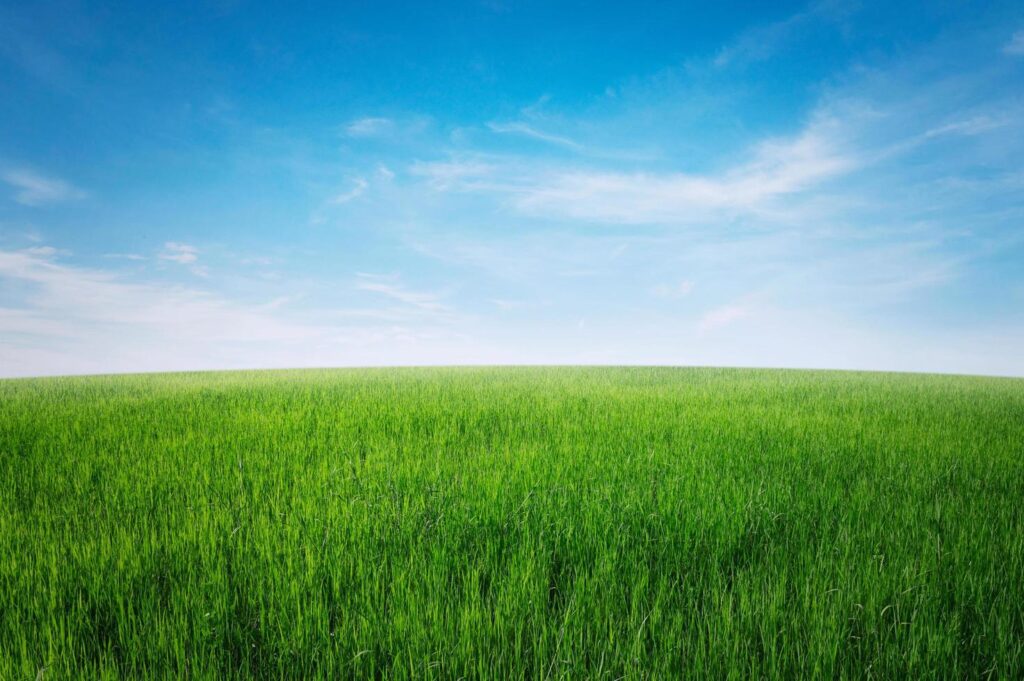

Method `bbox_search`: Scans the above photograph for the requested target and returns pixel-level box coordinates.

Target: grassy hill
[2,367,1023,678]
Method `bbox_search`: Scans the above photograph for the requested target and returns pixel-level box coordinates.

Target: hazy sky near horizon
[2,0,1023,377]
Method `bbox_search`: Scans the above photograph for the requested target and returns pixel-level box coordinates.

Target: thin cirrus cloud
[0,247,318,344]
[0,248,479,377]
[344,117,393,137]
[710,0,852,69]
[697,303,752,334]
[712,6,814,68]
[652,281,695,299]
[158,242,209,277]
[486,121,583,151]
[411,37,1024,231]
[354,273,451,314]
[331,178,368,204]
[411,160,499,191]
[158,242,199,265]
[309,178,370,225]
[924,115,1010,138]
[104,253,147,261]
[1,168,86,206]
[1004,30,1024,56]
[415,114,854,224]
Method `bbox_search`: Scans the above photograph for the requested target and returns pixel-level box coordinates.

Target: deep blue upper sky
[2,0,1023,376]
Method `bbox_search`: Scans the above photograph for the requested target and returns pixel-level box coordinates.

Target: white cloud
[711,1,851,69]
[489,298,528,310]
[416,114,853,224]
[1004,30,1024,56]
[23,246,63,257]
[1,245,1020,377]
[698,303,752,334]
[525,120,853,223]
[1,168,86,206]
[239,256,274,266]
[652,280,694,299]
[411,159,499,191]
[104,253,147,261]
[415,45,1024,229]
[713,10,808,68]
[0,247,314,344]
[924,115,1008,138]
[487,121,582,150]
[159,242,199,265]
[0,248,479,377]
[344,117,393,137]
[331,178,368,204]
[354,273,450,314]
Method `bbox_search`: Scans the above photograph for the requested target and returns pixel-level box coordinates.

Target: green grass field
[2,367,1023,678]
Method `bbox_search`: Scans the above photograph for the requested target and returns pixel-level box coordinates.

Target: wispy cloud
[486,121,582,150]
[344,117,393,137]
[697,302,752,334]
[239,256,274,266]
[489,298,529,310]
[158,242,209,276]
[713,11,809,68]
[652,280,694,299]
[413,31,1024,232]
[355,273,450,314]
[711,1,852,69]
[924,115,1009,138]
[331,177,368,204]
[1004,30,1024,56]
[535,115,855,223]
[0,248,480,376]
[1,168,86,206]
[411,160,498,191]
[104,253,147,261]
[22,246,65,257]
[0,247,316,344]
[159,242,199,265]
[416,114,853,224]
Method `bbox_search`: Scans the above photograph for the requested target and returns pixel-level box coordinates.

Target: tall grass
[1,367,1023,678]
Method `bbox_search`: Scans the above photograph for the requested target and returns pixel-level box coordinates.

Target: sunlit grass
[2,367,1023,678]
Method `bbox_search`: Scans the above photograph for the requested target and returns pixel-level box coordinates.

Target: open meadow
[1,367,1023,678]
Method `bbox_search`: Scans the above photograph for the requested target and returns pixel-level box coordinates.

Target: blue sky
[2,0,1023,377]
